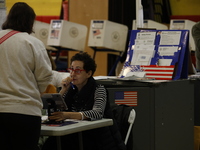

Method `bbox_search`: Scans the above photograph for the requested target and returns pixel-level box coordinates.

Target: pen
[70,82,75,90]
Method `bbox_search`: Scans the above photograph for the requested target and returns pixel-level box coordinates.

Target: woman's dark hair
[71,52,97,76]
[2,2,36,34]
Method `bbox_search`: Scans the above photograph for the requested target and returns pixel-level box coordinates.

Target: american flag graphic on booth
[115,91,138,106]
[93,29,101,36]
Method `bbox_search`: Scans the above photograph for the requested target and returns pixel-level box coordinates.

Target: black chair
[111,104,136,149]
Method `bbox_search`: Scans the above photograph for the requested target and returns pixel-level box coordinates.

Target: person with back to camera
[0,2,53,150]
[42,52,126,150]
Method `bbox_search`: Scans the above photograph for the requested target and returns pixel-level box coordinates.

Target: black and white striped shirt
[81,85,107,121]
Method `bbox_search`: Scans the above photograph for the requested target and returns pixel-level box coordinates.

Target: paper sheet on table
[125,71,145,78]
[120,66,143,77]
[94,76,117,80]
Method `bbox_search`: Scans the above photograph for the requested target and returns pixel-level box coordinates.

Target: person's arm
[49,85,107,121]
[81,85,107,120]
[59,77,72,96]
[51,71,71,88]
[49,111,83,121]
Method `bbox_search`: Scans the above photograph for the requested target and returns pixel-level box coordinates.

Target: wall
[6,0,61,23]
[169,0,200,22]
[170,0,200,15]
[6,0,61,16]
[68,0,114,76]
[7,0,200,16]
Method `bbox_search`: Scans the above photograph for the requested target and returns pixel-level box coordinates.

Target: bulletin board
[119,30,190,80]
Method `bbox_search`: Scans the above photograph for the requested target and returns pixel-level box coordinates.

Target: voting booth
[119,29,193,80]
[45,20,87,71]
[88,20,128,52]
[88,20,129,75]
[47,20,87,51]
[169,19,196,51]
[32,21,51,49]
[132,20,168,30]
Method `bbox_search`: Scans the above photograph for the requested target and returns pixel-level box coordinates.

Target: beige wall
[6,0,61,16]
[68,0,112,76]
[170,0,200,15]
[7,0,200,16]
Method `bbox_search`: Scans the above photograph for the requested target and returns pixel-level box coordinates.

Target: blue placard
[120,30,189,80]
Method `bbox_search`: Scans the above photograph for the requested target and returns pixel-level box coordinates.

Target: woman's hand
[49,111,85,121]
[59,77,73,95]
[48,111,67,122]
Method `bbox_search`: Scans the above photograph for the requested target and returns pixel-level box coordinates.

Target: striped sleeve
[82,85,107,121]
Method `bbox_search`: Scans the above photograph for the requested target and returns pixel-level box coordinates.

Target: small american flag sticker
[115,91,138,106]
[93,29,101,36]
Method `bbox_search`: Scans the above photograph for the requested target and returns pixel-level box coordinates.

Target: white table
[41,118,113,150]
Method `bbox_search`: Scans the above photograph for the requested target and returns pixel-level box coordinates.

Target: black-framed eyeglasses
[68,68,85,74]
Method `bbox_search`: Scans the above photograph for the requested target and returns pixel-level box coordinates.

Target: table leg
[78,132,83,150]
[56,136,62,150]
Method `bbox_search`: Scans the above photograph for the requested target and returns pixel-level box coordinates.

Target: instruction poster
[119,30,189,80]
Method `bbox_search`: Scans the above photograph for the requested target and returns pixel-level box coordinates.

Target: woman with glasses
[42,52,126,150]
[51,52,105,121]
